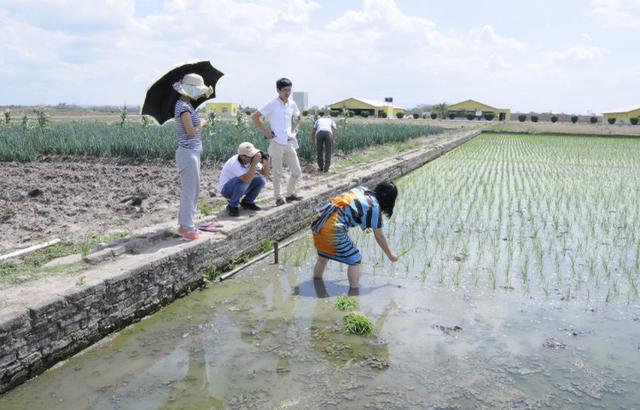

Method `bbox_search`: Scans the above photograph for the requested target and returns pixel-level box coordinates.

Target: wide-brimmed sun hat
[173,73,213,100]
[238,142,260,157]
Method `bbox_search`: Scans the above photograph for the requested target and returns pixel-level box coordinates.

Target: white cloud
[0,12,73,64]
[549,44,606,64]
[328,0,434,32]
[469,25,525,51]
[587,0,640,29]
[547,34,606,65]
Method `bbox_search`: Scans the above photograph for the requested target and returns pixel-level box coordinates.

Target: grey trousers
[316,131,333,172]
[175,146,201,231]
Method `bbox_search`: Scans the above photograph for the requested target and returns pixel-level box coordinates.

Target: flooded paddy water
[2,133,640,409]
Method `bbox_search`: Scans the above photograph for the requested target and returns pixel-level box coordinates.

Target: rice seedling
[453,262,463,286]
[420,260,430,282]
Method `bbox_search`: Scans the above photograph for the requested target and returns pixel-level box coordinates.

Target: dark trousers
[316,131,333,172]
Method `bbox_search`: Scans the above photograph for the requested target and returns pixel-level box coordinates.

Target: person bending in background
[312,111,337,173]
[311,181,399,290]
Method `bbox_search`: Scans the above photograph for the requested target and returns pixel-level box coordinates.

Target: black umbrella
[141,60,224,125]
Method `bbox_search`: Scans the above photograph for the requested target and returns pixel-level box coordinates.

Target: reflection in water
[305,278,392,371]
[2,134,640,408]
[292,278,396,298]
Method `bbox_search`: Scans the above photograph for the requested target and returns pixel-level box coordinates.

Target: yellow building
[602,106,640,124]
[328,98,405,118]
[447,99,510,121]
[204,102,238,116]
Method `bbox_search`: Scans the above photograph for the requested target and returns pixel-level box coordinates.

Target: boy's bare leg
[313,256,329,279]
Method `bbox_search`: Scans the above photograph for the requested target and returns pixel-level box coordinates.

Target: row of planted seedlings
[342,133,640,304]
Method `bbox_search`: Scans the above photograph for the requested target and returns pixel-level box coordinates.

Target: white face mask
[185,84,211,99]
[173,82,213,100]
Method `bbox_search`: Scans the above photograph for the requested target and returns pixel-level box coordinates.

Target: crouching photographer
[218,142,271,217]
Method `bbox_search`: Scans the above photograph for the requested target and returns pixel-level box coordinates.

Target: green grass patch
[197,202,215,217]
[334,295,358,311]
[203,265,220,281]
[344,312,374,335]
[262,240,274,253]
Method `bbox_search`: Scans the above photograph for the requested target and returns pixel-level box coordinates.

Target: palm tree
[434,102,448,119]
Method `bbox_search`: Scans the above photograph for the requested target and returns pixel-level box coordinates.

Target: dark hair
[276,78,292,90]
[373,181,398,217]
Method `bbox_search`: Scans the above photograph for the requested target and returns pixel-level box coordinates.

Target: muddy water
[2,134,640,408]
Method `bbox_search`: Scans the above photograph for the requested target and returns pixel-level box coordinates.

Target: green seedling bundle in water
[343,312,374,335]
[334,295,358,311]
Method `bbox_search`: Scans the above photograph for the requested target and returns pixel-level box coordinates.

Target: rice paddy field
[0,121,442,162]
[2,132,640,408]
[392,132,640,303]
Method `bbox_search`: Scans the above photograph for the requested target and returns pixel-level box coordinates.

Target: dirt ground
[0,155,323,253]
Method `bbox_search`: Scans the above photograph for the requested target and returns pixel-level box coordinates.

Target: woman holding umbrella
[173,73,213,240]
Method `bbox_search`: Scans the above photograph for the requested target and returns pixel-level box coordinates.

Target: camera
[258,150,270,160]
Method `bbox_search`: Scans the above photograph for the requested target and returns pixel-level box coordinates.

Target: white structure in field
[293,92,308,111]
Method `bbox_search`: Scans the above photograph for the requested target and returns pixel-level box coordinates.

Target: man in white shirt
[312,112,337,172]
[218,142,271,217]
[251,77,303,206]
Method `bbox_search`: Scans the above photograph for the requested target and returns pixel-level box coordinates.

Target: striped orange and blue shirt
[312,186,383,232]
[311,187,383,265]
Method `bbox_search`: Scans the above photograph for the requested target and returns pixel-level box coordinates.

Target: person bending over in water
[311,181,399,289]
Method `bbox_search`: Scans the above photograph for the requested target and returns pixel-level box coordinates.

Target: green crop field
[0,120,443,162]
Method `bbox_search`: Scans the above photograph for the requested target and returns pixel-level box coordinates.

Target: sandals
[199,221,224,232]
[178,226,202,240]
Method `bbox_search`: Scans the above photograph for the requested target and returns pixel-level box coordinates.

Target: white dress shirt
[258,97,300,145]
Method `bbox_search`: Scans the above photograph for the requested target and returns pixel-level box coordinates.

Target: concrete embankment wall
[0,129,480,394]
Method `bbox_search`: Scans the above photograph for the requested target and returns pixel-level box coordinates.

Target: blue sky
[1,0,638,114]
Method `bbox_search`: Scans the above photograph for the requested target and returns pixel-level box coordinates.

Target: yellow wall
[329,98,405,118]
[603,108,640,123]
[329,98,376,110]
[382,106,405,118]
[448,100,496,111]
[448,99,510,120]
[205,102,238,116]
